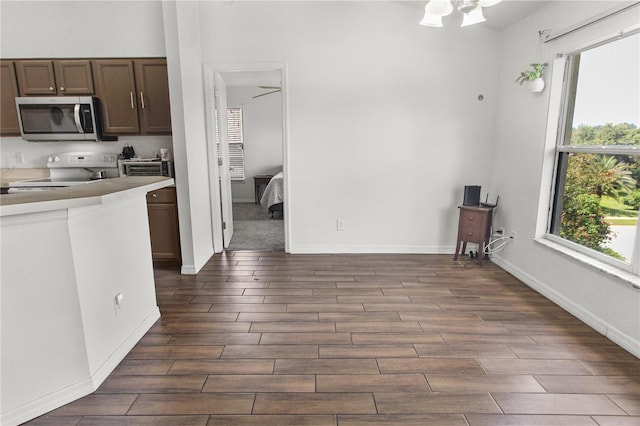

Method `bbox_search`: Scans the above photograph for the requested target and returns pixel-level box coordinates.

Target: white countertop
[0,176,174,217]
[0,168,50,186]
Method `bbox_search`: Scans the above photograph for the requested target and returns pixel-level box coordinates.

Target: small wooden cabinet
[15,59,94,96]
[0,60,20,135]
[453,205,493,265]
[147,186,181,265]
[93,58,171,135]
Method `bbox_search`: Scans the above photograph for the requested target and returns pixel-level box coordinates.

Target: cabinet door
[15,60,57,95]
[54,60,94,95]
[93,59,139,134]
[0,61,20,136]
[135,59,172,134]
[0,61,21,135]
[147,188,181,263]
[147,204,181,261]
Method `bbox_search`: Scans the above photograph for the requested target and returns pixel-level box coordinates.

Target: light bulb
[461,6,486,27]
[425,0,453,17]
[419,10,444,27]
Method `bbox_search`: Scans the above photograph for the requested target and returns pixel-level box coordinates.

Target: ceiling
[398,0,551,30]
[220,1,551,88]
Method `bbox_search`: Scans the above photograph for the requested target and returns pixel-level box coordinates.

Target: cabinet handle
[152,194,157,198]
[130,92,135,109]
[467,232,474,236]
[468,216,475,221]
[60,86,65,91]
[49,86,54,92]
[140,92,146,109]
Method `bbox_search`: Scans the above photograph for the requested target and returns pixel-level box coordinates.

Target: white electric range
[8,152,120,193]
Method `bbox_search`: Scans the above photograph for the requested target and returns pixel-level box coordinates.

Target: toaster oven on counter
[118,159,174,177]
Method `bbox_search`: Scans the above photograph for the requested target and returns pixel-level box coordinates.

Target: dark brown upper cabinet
[93,59,140,134]
[54,60,95,95]
[93,58,171,135]
[15,60,94,96]
[1,60,21,135]
[135,59,172,134]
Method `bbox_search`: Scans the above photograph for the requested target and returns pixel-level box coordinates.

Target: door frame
[202,62,290,253]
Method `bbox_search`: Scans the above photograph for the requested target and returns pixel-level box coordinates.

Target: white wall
[490,1,640,355]
[198,1,501,252]
[0,1,172,168]
[227,86,283,202]
[1,212,89,421]
[0,1,166,58]
[162,1,216,273]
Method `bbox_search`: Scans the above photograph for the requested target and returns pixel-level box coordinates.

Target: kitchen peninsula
[1,176,173,426]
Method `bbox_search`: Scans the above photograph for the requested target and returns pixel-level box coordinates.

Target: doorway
[203,64,289,253]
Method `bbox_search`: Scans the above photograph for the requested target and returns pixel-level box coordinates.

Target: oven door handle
[73,104,85,134]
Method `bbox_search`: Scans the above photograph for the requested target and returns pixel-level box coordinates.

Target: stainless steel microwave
[15,96,102,141]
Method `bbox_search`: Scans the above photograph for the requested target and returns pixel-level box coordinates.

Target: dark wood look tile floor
[26,252,640,425]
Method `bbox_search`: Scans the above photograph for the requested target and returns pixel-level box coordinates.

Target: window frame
[545,30,640,275]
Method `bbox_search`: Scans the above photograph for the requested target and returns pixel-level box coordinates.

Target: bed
[260,171,284,219]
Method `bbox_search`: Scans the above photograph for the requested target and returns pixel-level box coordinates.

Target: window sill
[534,237,640,290]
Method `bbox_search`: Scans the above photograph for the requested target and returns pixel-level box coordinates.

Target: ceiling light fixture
[419,0,503,28]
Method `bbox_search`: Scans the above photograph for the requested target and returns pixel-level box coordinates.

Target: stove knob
[54,156,61,162]
[47,156,53,163]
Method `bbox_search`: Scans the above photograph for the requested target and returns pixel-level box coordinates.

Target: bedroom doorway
[205,64,289,252]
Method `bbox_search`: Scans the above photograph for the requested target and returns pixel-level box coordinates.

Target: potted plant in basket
[515,63,548,92]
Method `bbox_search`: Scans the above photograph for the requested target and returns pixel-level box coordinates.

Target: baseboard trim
[88,307,161,387]
[289,245,455,254]
[181,264,197,275]
[2,308,161,426]
[492,255,640,359]
[181,247,215,275]
[2,378,95,426]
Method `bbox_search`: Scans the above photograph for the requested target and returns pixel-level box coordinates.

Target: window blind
[214,108,245,180]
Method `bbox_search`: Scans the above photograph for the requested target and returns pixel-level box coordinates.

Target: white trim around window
[539,29,640,277]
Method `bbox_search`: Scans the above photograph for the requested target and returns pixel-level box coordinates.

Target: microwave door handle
[73,104,85,134]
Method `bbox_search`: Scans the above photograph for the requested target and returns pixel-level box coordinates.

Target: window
[549,32,640,273]
[215,108,245,181]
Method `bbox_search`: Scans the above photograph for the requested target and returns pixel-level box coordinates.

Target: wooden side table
[453,205,493,265]
[253,175,274,204]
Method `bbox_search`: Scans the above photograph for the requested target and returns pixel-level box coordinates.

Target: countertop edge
[0,177,174,217]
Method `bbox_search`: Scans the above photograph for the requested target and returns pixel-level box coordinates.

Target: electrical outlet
[337,218,346,231]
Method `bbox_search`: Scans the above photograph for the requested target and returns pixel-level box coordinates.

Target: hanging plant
[515,63,548,85]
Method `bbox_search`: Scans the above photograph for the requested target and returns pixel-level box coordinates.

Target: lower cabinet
[147,186,181,266]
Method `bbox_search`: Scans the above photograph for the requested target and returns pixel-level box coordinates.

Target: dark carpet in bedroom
[228,202,284,250]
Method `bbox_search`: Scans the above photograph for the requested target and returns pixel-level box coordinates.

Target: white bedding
[260,171,284,209]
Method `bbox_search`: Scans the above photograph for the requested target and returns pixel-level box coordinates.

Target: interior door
[214,72,234,248]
